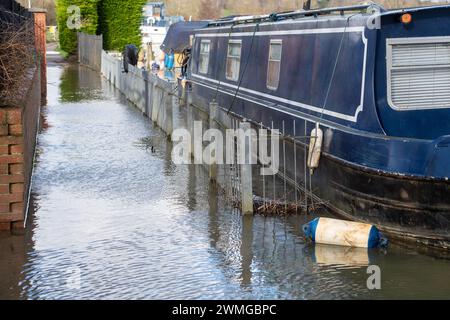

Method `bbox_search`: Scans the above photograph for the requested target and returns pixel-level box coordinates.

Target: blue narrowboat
[187,3,450,249]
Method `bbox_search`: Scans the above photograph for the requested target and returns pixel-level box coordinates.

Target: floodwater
[0,63,449,300]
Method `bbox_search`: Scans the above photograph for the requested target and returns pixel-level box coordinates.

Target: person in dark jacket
[122,44,138,73]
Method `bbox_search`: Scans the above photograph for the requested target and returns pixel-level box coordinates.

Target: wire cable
[226,23,259,115]
[213,23,236,102]
[317,13,359,122]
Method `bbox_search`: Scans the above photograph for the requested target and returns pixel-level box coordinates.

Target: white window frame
[266,39,283,90]
[226,40,242,81]
[199,40,211,74]
[386,36,450,111]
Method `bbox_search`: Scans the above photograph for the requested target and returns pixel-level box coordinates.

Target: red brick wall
[32,10,47,103]
[0,68,41,231]
[0,108,26,230]
[0,10,47,231]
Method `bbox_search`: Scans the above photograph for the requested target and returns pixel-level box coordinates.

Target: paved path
[46,42,67,66]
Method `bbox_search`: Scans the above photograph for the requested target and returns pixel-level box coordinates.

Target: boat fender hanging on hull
[307,123,323,175]
[302,217,389,248]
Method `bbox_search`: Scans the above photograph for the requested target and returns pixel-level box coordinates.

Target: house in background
[141,2,184,62]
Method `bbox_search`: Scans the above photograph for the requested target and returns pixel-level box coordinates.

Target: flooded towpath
[0,61,449,300]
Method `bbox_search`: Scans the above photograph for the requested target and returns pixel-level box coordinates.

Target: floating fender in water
[302,217,388,248]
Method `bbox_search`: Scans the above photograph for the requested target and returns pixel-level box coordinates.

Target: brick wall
[31,9,47,103]
[0,9,46,231]
[0,68,41,231]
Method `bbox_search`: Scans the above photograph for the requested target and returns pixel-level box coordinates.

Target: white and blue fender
[303,217,388,248]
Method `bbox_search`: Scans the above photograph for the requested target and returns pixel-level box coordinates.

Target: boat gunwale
[190,84,449,183]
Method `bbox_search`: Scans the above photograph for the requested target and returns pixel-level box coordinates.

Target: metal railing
[208,4,383,26]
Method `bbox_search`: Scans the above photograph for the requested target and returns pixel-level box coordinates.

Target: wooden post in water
[158,86,165,130]
[240,121,253,215]
[209,101,218,182]
[159,90,165,130]
[187,90,194,158]
[165,89,173,138]
[147,74,153,119]
[151,83,159,123]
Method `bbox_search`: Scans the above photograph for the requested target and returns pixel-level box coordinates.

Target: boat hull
[186,5,450,249]
[269,122,450,249]
[313,152,450,250]
[269,124,450,250]
[187,83,450,250]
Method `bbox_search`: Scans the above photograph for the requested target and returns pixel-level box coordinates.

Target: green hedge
[98,0,146,51]
[56,0,100,54]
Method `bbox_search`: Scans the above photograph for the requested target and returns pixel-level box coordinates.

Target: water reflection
[312,244,371,267]
[0,230,30,299]
[240,216,253,287]
[59,64,103,102]
[0,63,449,300]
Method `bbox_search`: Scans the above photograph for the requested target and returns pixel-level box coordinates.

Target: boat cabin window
[267,40,282,90]
[226,40,242,81]
[199,40,210,74]
[387,37,450,110]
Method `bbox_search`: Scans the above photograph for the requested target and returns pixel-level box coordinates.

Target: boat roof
[203,3,450,28]
[386,3,450,15]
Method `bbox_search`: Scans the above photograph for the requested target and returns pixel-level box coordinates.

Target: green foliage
[98,0,147,51]
[57,46,70,59]
[56,0,100,55]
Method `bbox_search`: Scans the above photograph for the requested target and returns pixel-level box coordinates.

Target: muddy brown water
[0,64,449,300]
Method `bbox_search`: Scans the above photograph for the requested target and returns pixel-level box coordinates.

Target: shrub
[0,21,35,106]
[98,0,146,51]
[56,0,100,54]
